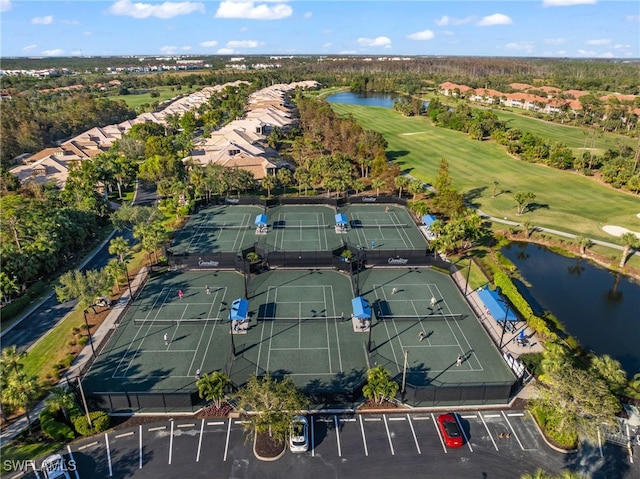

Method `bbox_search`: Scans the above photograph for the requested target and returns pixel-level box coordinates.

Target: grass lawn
[110,85,198,109]
[330,103,640,243]
[0,438,64,473]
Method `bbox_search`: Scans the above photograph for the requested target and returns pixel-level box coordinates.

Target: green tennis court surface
[84,267,515,407]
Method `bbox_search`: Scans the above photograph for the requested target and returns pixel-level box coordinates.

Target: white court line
[168,421,174,464]
[407,414,422,455]
[78,441,99,450]
[66,445,80,479]
[105,433,113,476]
[139,425,143,469]
[501,411,525,450]
[196,419,204,462]
[383,415,395,455]
[334,415,342,457]
[324,286,333,374]
[359,416,369,456]
[329,285,344,372]
[115,432,134,438]
[223,418,232,462]
[432,413,448,453]
[478,413,499,451]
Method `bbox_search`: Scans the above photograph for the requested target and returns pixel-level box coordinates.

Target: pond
[502,242,640,376]
[327,91,420,109]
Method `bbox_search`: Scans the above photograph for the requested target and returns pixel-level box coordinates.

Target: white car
[41,454,70,479]
[289,415,309,452]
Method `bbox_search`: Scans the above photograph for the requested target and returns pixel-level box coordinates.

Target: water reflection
[502,242,640,375]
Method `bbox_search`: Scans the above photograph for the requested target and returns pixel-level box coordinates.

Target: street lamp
[83,310,96,358]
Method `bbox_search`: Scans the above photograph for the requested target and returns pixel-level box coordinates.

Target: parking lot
[16,409,638,479]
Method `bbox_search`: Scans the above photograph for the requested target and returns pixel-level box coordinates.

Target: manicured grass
[330,103,640,243]
[110,85,198,109]
[1,439,64,473]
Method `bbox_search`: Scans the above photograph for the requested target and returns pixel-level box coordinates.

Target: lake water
[326,91,401,108]
[502,243,640,375]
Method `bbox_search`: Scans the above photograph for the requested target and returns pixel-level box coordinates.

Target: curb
[253,431,287,461]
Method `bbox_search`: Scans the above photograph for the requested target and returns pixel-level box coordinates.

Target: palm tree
[109,236,131,291]
[575,235,591,256]
[0,346,26,424]
[371,178,385,197]
[276,168,293,195]
[394,176,410,198]
[590,354,627,387]
[408,179,425,200]
[46,386,76,422]
[521,469,553,479]
[619,232,640,267]
[261,174,276,197]
[362,366,398,404]
[197,371,231,408]
[293,167,312,196]
[3,371,39,434]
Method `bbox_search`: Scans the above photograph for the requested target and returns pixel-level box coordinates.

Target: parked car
[289,415,309,452]
[41,454,70,479]
[437,413,464,448]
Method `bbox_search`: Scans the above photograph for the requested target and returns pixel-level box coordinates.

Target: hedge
[39,408,75,441]
[71,410,111,436]
[493,270,559,342]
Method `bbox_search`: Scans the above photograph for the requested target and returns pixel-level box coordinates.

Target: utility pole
[77,377,92,428]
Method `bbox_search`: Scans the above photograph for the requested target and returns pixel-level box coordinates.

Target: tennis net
[196,224,252,230]
[350,222,410,229]
[258,315,345,323]
[133,318,223,327]
[272,223,331,229]
[373,310,464,321]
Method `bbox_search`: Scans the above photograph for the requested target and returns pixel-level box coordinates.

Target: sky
[0,0,638,58]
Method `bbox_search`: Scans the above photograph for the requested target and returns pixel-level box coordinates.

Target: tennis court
[268,205,334,251]
[169,205,263,254]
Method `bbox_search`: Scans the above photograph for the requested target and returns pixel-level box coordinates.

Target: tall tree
[3,370,39,434]
[619,232,640,267]
[197,371,231,408]
[362,366,399,404]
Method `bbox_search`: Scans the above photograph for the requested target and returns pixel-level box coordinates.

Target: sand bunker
[602,225,640,239]
[400,132,427,136]
[637,213,640,219]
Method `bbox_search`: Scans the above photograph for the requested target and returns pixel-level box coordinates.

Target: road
[13,411,638,479]
[0,182,157,353]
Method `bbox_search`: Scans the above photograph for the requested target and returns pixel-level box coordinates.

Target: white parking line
[431,413,447,453]
[407,414,421,455]
[139,425,143,469]
[483,414,501,418]
[223,418,231,461]
[234,420,250,425]
[478,412,499,451]
[501,411,525,450]
[115,431,134,439]
[507,413,524,417]
[359,416,369,456]
[148,426,166,432]
[383,415,395,455]
[105,433,113,476]
[168,420,174,465]
[340,418,357,422]
[78,441,99,451]
[311,416,315,457]
[454,414,473,452]
[196,419,204,462]
[177,423,195,428]
[411,416,430,421]
[364,417,381,422]
[334,415,342,457]
[388,417,406,421]
[461,415,477,419]
[66,444,80,479]
[207,421,225,426]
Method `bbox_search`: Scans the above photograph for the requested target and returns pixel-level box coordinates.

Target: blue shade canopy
[477,287,518,322]
[255,214,267,226]
[229,298,249,321]
[335,213,348,225]
[422,215,437,227]
[351,296,371,319]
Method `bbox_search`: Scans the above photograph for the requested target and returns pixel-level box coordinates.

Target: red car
[437,413,464,448]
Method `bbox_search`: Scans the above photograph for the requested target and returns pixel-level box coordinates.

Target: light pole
[83,310,96,358]
[464,258,472,296]
[498,305,510,350]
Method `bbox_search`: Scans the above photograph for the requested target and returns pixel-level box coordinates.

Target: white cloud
[407,30,435,41]
[60,19,80,25]
[598,52,614,58]
[544,37,566,44]
[357,36,392,47]
[338,50,357,55]
[32,15,54,24]
[226,40,259,48]
[613,43,631,49]
[435,15,473,26]
[626,15,640,22]
[181,46,191,51]
[542,0,596,6]
[556,50,567,56]
[477,13,512,26]
[505,41,534,53]
[42,49,64,56]
[240,26,249,32]
[577,49,597,56]
[22,44,37,51]
[160,45,178,54]
[109,0,205,19]
[323,42,332,48]
[586,38,610,45]
[304,11,312,19]
[71,50,82,56]
[1,0,12,13]
[200,40,218,47]
[217,47,236,54]
[441,30,454,36]
[215,1,292,20]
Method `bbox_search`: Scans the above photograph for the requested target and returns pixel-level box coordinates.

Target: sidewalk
[0,267,148,446]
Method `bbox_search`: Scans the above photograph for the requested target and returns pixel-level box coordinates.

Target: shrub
[39,408,75,441]
[518,352,544,377]
[529,404,577,449]
[72,411,111,436]
[28,281,46,298]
